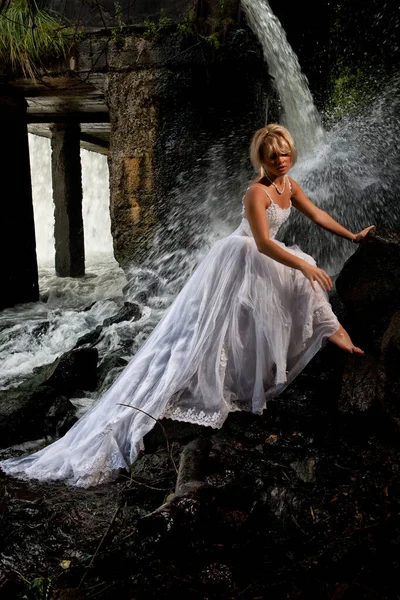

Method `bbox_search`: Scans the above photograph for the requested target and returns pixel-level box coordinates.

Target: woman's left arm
[290,178,375,243]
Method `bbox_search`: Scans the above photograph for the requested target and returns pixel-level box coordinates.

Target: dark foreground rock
[1,341,400,600]
[336,227,400,353]
[0,347,98,448]
[1,228,400,599]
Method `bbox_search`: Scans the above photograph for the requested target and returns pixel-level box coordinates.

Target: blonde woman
[0,124,374,487]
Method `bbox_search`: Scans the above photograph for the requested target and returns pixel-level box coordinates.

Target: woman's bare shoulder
[244,182,271,205]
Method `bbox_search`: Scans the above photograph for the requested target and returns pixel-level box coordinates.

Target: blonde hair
[250,124,297,178]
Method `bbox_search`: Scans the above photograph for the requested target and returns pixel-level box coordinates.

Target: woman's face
[263,146,292,178]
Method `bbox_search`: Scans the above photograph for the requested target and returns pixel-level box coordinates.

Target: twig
[88,581,117,598]
[127,476,171,491]
[118,403,178,474]
[291,514,307,535]
[89,0,110,31]
[79,505,121,588]
[334,462,351,470]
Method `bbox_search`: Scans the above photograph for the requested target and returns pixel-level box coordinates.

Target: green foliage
[15,572,53,600]
[27,576,53,600]
[175,5,232,51]
[325,64,381,121]
[325,1,387,120]
[111,1,125,44]
[0,0,75,79]
[327,66,364,117]
[176,8,196,40]
[202,32,221,50]
[143,12,172,40]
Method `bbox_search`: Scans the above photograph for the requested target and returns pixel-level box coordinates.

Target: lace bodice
[241,183,292,239]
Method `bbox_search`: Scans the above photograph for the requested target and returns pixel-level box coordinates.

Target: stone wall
[101,27,267,266]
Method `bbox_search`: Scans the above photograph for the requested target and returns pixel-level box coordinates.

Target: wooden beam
[27,112,110,124]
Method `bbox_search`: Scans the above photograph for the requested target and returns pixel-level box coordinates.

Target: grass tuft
[0,0,76,79]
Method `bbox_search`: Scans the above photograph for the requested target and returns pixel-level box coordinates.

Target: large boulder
[336,227,400,353]
[335,227,400,430]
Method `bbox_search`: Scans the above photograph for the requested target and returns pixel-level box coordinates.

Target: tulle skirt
[0,223,339,487]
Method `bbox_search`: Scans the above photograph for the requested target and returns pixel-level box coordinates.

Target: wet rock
[102,301,141,327]
[44,396,78,438]
[381,310,400,429]
[83,301,98,312]
[290,456,317,483]
[96,354,128,391]
[129,450,176,485]
[198,562,233,594]
[31,321,51,338]
[336,227,400,351]
[0,348,98,448]
[261,485,306,528]
[0,386,61,447]
[36,347,98,394]
[74,325,103,348]
[339,353,384,414]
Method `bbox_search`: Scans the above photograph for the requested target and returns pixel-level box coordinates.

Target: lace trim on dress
[163,405,226,429]
[303,302,338,347]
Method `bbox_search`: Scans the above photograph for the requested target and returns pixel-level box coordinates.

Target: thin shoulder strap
[246,183,273,205]
[288,177,293,196]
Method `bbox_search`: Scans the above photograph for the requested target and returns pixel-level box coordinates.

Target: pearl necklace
[266,174,286,195]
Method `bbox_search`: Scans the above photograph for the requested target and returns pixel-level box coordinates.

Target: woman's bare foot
[328,325,364,354]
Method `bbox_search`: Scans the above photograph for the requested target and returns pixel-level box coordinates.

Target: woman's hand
[300,262,333,292]
[353,225,375,243]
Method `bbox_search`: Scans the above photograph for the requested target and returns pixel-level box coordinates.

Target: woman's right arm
[244,187,333,291]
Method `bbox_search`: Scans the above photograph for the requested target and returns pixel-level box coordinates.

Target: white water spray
[2,2,399,400]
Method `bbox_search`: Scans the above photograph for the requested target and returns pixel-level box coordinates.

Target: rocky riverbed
[1,228,400,600]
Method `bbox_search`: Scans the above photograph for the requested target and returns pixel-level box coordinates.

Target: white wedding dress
[0,186,340,487]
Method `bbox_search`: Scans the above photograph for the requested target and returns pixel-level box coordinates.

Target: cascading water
[240,0,325,155]
[29,134,116,268]
[1,1,399,424]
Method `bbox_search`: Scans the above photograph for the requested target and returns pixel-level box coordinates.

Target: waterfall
[81,148,116,266]
[29,134,54,267]
[29,134,116,269]
[241,0,324,155]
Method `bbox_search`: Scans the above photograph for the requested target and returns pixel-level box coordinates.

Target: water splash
[4,4,400,400]
[283,76,400,273]
[241,0,324,155]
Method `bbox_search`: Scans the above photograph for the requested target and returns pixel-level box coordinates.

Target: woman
[0,124,374,487]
